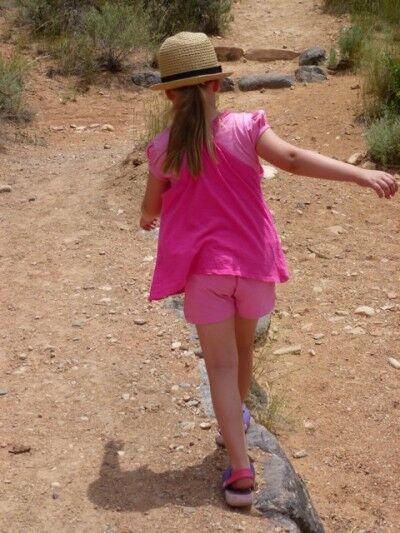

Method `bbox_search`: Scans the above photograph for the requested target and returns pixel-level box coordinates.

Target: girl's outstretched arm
[257,129,398,199]
[140,173,169,230]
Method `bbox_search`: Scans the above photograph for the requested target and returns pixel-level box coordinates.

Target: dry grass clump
[0,54,32,122]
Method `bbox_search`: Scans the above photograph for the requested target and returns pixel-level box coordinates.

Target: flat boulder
[244,48,300,62]
[295,65,327,83]
[299,47,326,66]
[131,71,161,88]
[214,46,244,61]
[220,77,235,92]
[238,73,294,91]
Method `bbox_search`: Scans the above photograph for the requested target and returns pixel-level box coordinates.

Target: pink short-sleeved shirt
[147,110,290,301]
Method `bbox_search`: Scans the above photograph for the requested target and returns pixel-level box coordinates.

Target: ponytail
[163,84,215,178]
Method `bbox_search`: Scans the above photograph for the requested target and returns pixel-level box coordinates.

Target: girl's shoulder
[222,109,268,127]
[219,109,270,146]
[147,127,170,158]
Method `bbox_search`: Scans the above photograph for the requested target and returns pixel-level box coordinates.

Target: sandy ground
[1,1,399,531]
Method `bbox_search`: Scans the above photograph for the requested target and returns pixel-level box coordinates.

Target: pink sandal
[222,464,255,507]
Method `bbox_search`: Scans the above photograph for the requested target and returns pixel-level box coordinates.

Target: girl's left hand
[140,215,158,231]
[355,170,398,198]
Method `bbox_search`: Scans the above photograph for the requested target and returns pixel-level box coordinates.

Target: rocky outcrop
[295,66,327,83]
[299,47,326,66]
[245,48,300,62]
[214,46,244,61]
[131,71,161,88]
[220,77,235,92]
[238,73,294,91]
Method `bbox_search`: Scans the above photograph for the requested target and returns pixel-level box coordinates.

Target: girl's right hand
[355,170,398,198]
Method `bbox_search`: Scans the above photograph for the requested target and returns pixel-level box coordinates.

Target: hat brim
[151,71,234,91]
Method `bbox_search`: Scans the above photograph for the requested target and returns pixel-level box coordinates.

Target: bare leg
[196,317,251,489]
[234,315,258,403]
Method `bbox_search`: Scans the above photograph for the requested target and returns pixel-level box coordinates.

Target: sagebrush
[323,0,400,25]
[0,54,31,121]
[143,0,233,40]
[366,113,400,166]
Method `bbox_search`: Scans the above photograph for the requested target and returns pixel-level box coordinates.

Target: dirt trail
[1,1,399,532]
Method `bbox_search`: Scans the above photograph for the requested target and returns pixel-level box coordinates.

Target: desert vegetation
[9,1,233,79]
[0,54,31,121]
[325,0,400,165]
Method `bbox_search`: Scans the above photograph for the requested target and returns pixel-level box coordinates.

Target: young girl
[140,32,397,508]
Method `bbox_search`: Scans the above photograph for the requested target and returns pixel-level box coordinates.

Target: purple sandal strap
[223,467,255,490]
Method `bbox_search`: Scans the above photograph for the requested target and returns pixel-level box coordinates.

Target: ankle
[231,460,251,471]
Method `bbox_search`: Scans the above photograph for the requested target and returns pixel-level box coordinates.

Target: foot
[222,464,255,508]
[215,404,251,447]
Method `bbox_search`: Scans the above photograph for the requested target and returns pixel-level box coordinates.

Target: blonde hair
[163,84,215,177]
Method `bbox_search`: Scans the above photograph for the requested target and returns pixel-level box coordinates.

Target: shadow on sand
[87,440,235,513]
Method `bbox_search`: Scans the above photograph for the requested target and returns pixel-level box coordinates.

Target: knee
[205,351,237,374]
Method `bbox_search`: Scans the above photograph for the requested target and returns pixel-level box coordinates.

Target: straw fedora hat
[151,32,233,91]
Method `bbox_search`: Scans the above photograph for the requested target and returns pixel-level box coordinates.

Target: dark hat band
[161,65,222,83]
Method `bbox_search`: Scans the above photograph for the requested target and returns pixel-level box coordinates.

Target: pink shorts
[184,274,276,325]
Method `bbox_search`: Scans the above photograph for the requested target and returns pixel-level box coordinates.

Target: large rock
[295,66,327,83]
[248,425,325,533]
[299,47,326,66]
[238,73,294,91]
[131,71,161,88]
[245,48,300,62]
[220,77,235,92]
[214,46,244,61]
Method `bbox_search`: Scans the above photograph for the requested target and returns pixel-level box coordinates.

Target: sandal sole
[224,488,254,507]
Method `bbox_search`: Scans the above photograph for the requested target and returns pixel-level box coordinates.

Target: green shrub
[366,112,400,165]
[363,45,400,117]
[0,54,31,121]
[15,0,107,37]
[328,47,338,69]
[323,0,400,25]
[51,34,96,80]
[83,3,151,72]
[144,0,233,41]
[15,1,153,78]
[338,25,366,68]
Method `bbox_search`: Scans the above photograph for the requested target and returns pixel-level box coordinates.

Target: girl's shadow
[87,440,227,512]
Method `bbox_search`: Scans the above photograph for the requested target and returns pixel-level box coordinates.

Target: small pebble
[313,333,324,340]
[171,342,182,351]
[199,422,211,430]
[273,345,302,356]
[355,306,375,317]
[101,124,114,132]
[327,225,347,235]
[121,393,130,401]
[292,449,308,459]
[309,349,316,356]
[388,357,400,370]
[134,318,147,326]
[0,389,7,396]
[0,185,12,193]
